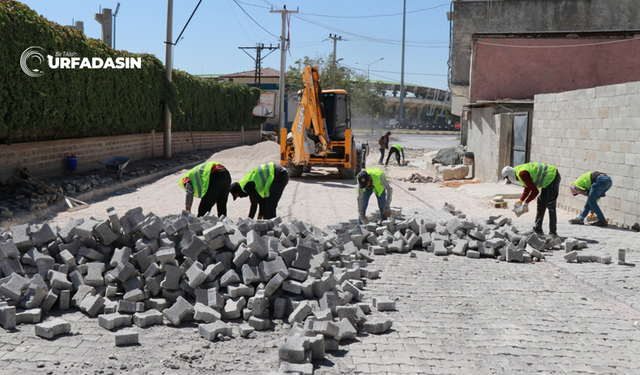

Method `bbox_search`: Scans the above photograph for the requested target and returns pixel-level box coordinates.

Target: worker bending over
[357,168,393,224]
[180,161,231,217]
[385,144,405,166]
[568,171,612,227]
[229,162,289,219]
[501,162,561,237]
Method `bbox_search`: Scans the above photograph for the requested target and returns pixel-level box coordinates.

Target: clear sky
[21,0,451,90]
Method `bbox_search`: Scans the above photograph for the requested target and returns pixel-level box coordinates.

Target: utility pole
[328,34,346,89]
[270,5,298,142]
[239,44,279,88]
[398,0,407,127]
[164,0,173,159]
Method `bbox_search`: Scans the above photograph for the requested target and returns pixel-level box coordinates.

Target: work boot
[568,218,584,225]
[592,220,608,227]
[532,227,544,235]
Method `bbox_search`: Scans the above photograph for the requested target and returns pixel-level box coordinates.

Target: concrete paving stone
[0,304,16,329]
[238,323,255,338]
[98,313,132,330]
[21,283,48,309]
[222,296,246,320]
[114,329,139,346]
[228,284,253,298]
[0,273,29,300]
[109,246,132,268]
[145,298,170,312]
[279,335,309,363]
[79,294,104,316]
[34,318,71,339]
[199,320,233,341]
[248,316,270,331]
[259,256,287,281]
[160,264,183,290]
[265,269,289,297]
[193,302,221,323]
[162,296,194,326]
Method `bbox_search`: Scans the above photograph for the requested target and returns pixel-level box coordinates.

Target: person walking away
[180,161,231,217]
[385,144,405,166]
[378,131,391,165]
[568,171,612,227]
[229,162,289,219]
[501,162,561,237]
[357,168,393,224]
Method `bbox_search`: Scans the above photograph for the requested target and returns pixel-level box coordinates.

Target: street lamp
[112,2,120,49]
[355,57,384,80]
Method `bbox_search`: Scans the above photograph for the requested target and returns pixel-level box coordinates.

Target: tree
[286,54,386,120]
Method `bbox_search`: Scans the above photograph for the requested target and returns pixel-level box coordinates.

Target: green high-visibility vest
[239,162,276,198]
[179,161,221,198]
[514,162,557,189]
[391,145,402,152]
[573,172,593,191]
[359,167,385,197]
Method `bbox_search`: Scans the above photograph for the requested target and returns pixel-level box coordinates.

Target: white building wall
[532,82,640,228]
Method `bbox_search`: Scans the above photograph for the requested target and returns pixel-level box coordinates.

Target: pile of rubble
[0,160,192,219]
[398,173,437,183]
[0,202,621,374]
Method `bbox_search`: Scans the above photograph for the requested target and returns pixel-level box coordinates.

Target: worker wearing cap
[568,171,612,227]
[180,161,231,217]
[357,168,393,224]
[385,144,406,167]
[501,162,561,237]
[378,131,391,165]
[229,162,289,219]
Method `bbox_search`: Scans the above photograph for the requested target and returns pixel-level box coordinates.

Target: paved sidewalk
[317,245,640,375]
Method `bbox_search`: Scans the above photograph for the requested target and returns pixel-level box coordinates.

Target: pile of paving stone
[0,205,401,374]
[0,201,619,374]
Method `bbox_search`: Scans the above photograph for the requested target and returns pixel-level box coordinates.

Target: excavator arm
[290,65,330,165]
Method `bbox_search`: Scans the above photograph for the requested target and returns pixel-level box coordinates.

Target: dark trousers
[385,148,401,166]
[535,172,561,235]
[198,169,231,217]
[379,148,385,164]
[266,169,289,219]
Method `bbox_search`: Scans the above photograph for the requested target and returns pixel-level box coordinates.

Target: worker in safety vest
[568,171,612,227]
[180,161,231,217]
[229,162,289,219]
[501,162,561,237]
[357,168,393,225]
[385,144,405,167]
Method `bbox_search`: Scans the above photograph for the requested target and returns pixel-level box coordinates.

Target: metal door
[512,113,528,166]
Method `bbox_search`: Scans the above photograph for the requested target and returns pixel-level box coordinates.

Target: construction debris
[398,173,436,183]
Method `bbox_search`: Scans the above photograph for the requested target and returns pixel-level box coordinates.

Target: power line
[237,1,448,18]
[232,0,279,39]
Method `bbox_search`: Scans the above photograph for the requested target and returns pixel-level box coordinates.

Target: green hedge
[0,0,261,143]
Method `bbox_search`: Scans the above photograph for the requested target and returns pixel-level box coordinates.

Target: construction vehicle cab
[280,65,368,179]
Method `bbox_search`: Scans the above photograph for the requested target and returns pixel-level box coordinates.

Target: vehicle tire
[355,147,364,175]
[287,165,304,178]
[303,165,312,174]
[338,142,357,179]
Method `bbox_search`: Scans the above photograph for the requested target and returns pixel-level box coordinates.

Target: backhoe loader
[280,65,369,178]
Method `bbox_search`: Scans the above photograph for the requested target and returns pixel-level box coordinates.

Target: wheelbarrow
[95,156,131,179]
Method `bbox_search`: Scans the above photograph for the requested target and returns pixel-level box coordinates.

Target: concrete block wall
[466,108,511,182]
[0,130,260,180]
[531,81,640,228]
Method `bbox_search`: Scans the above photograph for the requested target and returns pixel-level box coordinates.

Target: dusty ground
[18,140,575,234]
